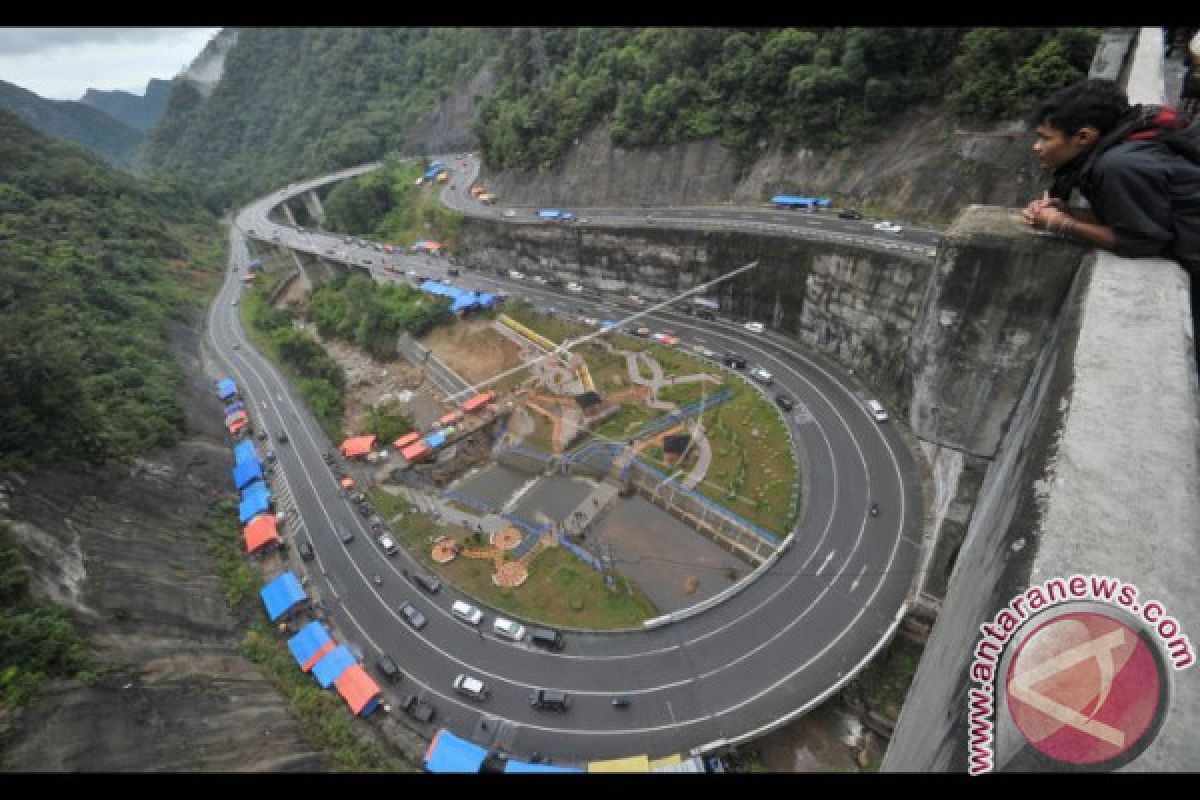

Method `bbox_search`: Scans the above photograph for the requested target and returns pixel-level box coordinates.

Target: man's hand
[1022,195,1069,230]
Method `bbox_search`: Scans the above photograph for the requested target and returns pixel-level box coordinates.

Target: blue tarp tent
[424,431,447,449]
[288,621,334,671]
[241,478,269,501]
[232,460,263,490]
[418,280,496,313]
[234,440,258,465]
[260,571,307,621]
[504,760,586,773]
[239,491,271,524]
[424,729,489,773]
[311,645,357,689]
[225,400,245,414]
[217,378,237,399]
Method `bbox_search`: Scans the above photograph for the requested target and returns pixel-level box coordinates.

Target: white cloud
[0,27,221,100]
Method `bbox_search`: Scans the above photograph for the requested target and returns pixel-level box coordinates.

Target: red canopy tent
[243,513,281,554]
[334,664,382,716]
[401,441,432,463]
[339,435,377,459]
[461,392,495,413]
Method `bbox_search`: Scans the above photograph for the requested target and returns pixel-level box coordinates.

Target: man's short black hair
[1028,78,1132,136]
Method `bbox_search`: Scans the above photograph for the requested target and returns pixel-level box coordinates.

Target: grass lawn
[367,489,657,629]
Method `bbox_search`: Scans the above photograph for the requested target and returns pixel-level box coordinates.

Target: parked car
[297,539,315,561]
[838,209,864,220]
[453,674,489,701]
[411,572,441,594]
[873,221,903,233]
[867,398,889,422]
[566,282,583,293]
[276,430,288,444]
[724,352,747,369]
[493,617,526,642]
[378,532,398,556]
[775,393,796,412]
[451,600,484,626]
[743,321,765,334]
[529,627,565,651]
[400,693,436,723]
[376,655,403,683]
[399,601,427,630]
[336,523,354,544]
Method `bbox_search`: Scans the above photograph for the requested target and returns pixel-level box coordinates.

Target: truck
[538,209,576,222]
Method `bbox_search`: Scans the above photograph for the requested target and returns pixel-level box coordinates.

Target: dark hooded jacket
[1051,106,1200,277]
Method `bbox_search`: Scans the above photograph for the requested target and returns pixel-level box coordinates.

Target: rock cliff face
[405,66,496,156]
[480,107,1041,222]
[457,218,931,413]
[0,315,324,772]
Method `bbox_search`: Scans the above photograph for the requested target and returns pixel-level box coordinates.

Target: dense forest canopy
[475,27,1101,169]
[142,27,504,209]
[0,110,222,471]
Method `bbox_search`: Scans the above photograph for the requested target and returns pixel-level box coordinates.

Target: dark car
[322,451,336,465]
[276,430,288,444]
[529,627,565,651]
[400,693,436,723]
[530,689,570,712]
[399,602,427,630]
[411,572,441,594]
[775,393,796,412]
[336,523,354,544]
[297,539,315,561]
[447,267,460,276]
[376,655,403,683]
[724,352,747,369]
[838,209,864,220]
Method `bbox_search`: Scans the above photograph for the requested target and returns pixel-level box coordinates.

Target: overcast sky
[0,27,222,101]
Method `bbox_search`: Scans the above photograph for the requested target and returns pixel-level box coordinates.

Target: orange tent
[243,513,281,554]
[401,441,431,463]
[393,431,421,450]
[437,410,463,428]
[339,435,377,458]
[462,392,495,413]
[228,418,248,435]
[333,664,382,715]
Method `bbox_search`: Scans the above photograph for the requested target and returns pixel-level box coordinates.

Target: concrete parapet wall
[909,206,1080,458]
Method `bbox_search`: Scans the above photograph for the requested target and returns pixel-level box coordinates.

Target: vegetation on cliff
[0,522,95,712]
[475,27,1101,169]
[0,110,223,473]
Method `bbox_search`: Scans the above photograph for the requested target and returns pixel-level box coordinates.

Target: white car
[750,367,774,386]
[493,617,526,642]
[378,532,397,556]
[743,321,765,334]
[531,275,548,285]
[503,209,518,218]
[453,674,489,701]
[508,270,525,280]
[867,399,889,423]
[451,600,484,626]
[873,221,903,233]
[566,282,583,293]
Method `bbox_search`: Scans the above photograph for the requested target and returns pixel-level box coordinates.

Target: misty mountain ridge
[80,78,172,133]
[0,79,143,170]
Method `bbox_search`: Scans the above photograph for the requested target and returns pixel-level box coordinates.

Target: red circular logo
[1005,611,1161,766]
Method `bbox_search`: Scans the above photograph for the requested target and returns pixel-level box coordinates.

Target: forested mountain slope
[141,27,503,208]
[143,27,1098,213]
[0,109,222,472]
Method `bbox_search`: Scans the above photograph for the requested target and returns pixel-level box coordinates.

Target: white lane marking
[816,550,836,577]
[850,564,868,593]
